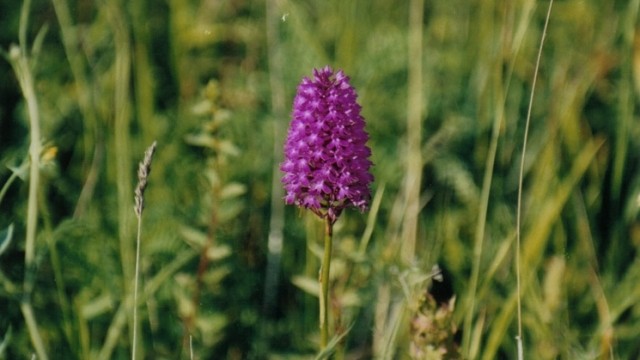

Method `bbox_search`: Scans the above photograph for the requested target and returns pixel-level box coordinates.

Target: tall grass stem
[20,303,48,360]
[18,8,40,281]
[612,0,640,202]
[463,1,535,353]
[132,141,157,360]
[516,1,553,358]
[401,0,425,264]
[132,216,143,359]
[50,0,103,219]
[264,0,286,321]
[6,0,50,357]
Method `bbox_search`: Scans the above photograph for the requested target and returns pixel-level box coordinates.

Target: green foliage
[1,0,640,359]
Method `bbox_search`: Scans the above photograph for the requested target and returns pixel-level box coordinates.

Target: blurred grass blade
[359,182,385,254]
[0,224,14,257]
[0,326,11,356]
[314,323,353,360]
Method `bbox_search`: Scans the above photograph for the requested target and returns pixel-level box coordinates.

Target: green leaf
[217,201,244,223]
[291,275,319,297]
[184,133,216,149]
[217,139,240,157]
[219,182,247,199]
[80,293,114,320]
[206,244,232,262]
[180,226,208,249]
[340,290,361,308]
[196,313,227,347]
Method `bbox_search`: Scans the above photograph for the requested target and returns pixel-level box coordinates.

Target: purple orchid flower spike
[281,66,374,223]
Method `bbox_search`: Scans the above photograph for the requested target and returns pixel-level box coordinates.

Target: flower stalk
[319,216,333,347]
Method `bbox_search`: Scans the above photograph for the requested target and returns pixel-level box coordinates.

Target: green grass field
[1,0,640,358]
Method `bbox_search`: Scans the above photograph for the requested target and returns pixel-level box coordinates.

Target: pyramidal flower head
[281,66,373,222]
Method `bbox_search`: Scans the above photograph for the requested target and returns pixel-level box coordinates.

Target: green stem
[0,166,22,206]
[50,0,103,219]
[515,2,554,358]
[401,0,424,264]
[319,216,333,348]
[20,303,48,360]
[132,215,143,360]
[10,1,48,357]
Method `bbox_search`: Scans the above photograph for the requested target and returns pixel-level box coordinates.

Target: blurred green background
[1,0,640,359]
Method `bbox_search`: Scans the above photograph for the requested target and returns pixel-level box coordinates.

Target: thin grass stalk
[379,187,410,299]
[101,1,138,353]
[358,183,385,255]
[129,0,155,144]
[6,1,49,358]
[611,0,640,202]
[464,70,505,359]
[319,217,333,348]
[19,303,48,360]
[263,0,286,322]
[0,162,25,205]
[571,193,615,356]
[401,0,424,264]
[463,1,534,354]
[20,23,74,354]
[25,12,79,356]
[132,141,157,360]
[258,0,287,354]
[105,0,135,282]
[132,216,143,360]
[372,282,390,357]
[463,0,501,349]
[515,2,553,357]
[39,182,75,353]
[18,0,40,284]
[379,292,407,359]
[50,0,103,219]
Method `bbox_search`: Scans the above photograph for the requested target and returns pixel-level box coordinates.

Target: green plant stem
[20,303,48,360]
[132,215,143,360]
[401,0,424,264]
[105,0,134,285]
[9,1,49,357]
[515,2,553,358]
[612,0,640,202]
[39,187,75,354]
[182,204,217,349]
[462,2,536,356]
[19,50,41,283]
[319,217,333,348]
[263,0,286,320]
[0,166,22,206]
[50,0,103,219]
[102,2,137,353]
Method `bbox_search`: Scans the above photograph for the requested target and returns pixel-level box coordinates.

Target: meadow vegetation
[1,0,640,359]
